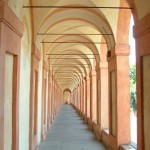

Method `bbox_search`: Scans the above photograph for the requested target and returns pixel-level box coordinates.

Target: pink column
[97,62,109,134]
[86,76,91,118]
[52,76,55,120]
[82,80,85,115]
[80,83,82,113]
[108,44,130,149]
[91,70,97,122]
[75,88,77,108]
[47,70,52,130]
[83,78,87,117]
[78,85,80,110]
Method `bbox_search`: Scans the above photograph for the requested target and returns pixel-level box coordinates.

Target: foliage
[130,65,137,113]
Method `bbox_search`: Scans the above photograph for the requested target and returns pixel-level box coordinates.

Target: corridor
[1,1,150,150]
[39,105,106,150]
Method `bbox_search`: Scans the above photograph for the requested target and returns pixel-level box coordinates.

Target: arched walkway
[0,1,150,150]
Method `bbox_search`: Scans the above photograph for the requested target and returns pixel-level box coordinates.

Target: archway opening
[63,89,71,104]
[129,14,137,148]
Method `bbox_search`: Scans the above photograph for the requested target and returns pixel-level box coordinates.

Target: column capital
[91,69,96,76]
[43,60,48,70]
[32,43,41,61]
[86,75,90,80]
[48,69,52,75]
[52,75,54,80]
[83,76,87,81]
[115,44,130,56]
[96,61,108,70]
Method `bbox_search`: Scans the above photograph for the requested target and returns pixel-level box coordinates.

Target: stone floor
[39,104,107,150]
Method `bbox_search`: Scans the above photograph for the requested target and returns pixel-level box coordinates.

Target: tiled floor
[39,104,107,150]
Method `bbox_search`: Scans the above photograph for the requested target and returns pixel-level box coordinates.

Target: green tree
[130,65,137,113]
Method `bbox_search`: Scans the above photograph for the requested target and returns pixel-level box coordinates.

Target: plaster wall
[134,0,150,20]
[18,6,32,149]
[143,55,150,150]
[37,59,42,144]
[19,37,31,150]
[4,54,13,150]
[6,1,32,149]
[8,0,28,20]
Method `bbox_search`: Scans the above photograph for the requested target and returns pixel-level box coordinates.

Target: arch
[63,88,71,93]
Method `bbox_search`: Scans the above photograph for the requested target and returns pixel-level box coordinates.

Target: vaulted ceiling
[8,0,150,91]
[30,0,120,91]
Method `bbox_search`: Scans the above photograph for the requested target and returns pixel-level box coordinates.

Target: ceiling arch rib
[55,73,80,91]
[53,65,85,79]
[38,21,113,52]
[36,6,115,50]
[56,74,80,87]
[54,65,87,79]
[51,54,91,72]
[45,35,101,63]
[52,60,89,79]
[38,25,104,53]
[50,49,93,71]
[50,50,92,71]
[53,64,85,90]
[52,62,90,89]
[57,76,79,85]
[46,30,98,90]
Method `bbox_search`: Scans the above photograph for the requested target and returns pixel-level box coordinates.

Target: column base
[120,145,136,150]
[101,129,109,150]
[31,135,38,150]
[47,117,51,131]
[83,114,88,123]
[87,117,93,130]
[93,123,101,141]
[41,125,46,141]
[33,145,39,150]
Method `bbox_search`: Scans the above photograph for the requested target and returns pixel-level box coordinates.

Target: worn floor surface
[39,104,107,150]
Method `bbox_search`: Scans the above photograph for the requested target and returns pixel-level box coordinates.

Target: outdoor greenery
[130,65,137,113]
